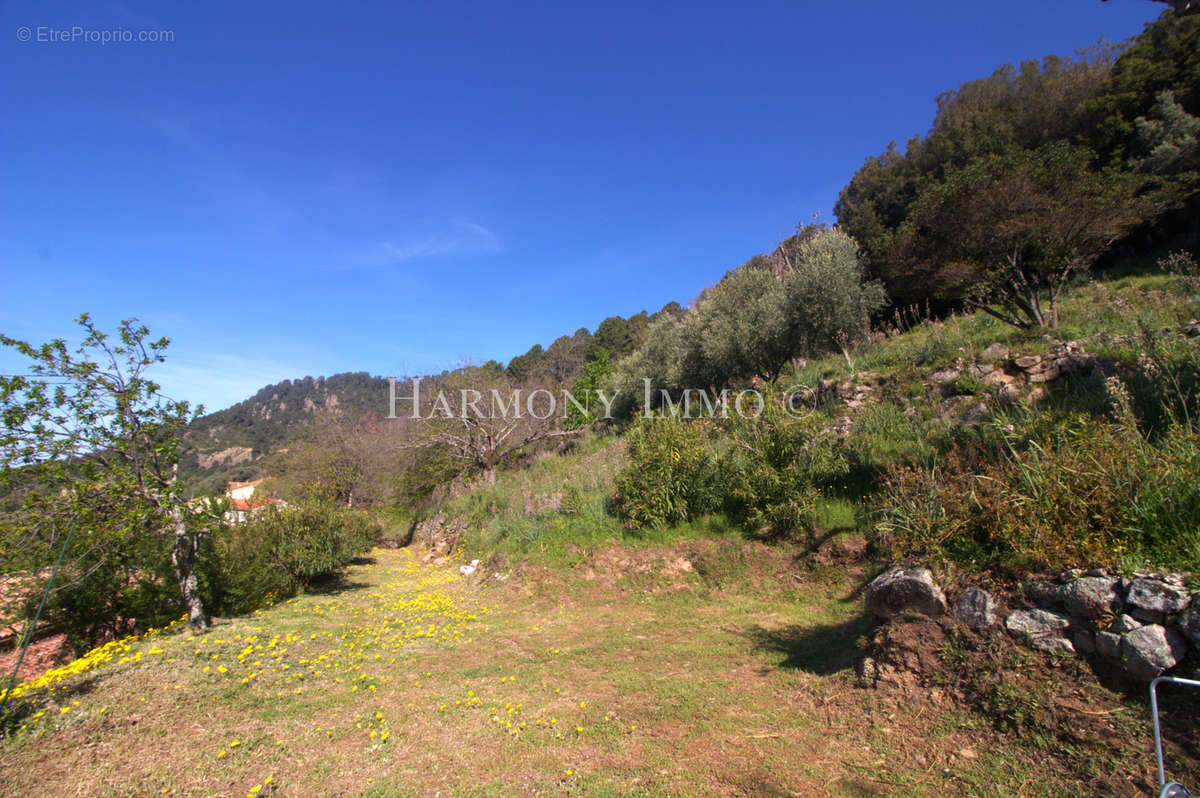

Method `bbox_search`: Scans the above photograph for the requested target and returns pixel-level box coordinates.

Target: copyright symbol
[16,26,32,42]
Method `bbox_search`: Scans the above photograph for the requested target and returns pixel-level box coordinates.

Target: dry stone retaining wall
[864,566,1200,683]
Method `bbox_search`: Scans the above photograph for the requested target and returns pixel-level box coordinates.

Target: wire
[2,524,75,712]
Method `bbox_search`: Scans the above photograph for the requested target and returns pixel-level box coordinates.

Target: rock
[1058,577,1119,619]
[857,656,879,687]
[1073,630,1096,654]
[931,367,961,386]
[1120,625,1188,681]
[1095,631,1122,659]
[865,567,947,620]
[1033,636,1076,655]
[961,403,992,424]
[954,587,1000,631]
[980,343,1010,363]
[1026,579,1060,607]
[940,395,974,418]
[1111,614,1143,635]
[1179,606,1200,648]
[1006,609,1073,652]
[1027,364,1062,383]
[983,369,1018,387]
[996,383,1021,406]
[1014,355,1042,370]
[1126,579,1191,623]
[967,363,992,377]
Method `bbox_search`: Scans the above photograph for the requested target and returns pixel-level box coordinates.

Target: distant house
[188,478,283,523]
[227,479,279,522]
[227,479,264,508]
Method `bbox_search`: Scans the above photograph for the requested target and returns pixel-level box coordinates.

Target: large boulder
[1120,625,1188,681]
[865,567,947,620]
[1125,579,1191,623]
[954,587,1000,631]
[1111,614,1143,635]
[1058,577,1119,619]
[1005,609,1075,653]
[1095,631,1122,659]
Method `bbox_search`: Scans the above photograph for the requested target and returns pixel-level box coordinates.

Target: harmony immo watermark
[386,378,816,421]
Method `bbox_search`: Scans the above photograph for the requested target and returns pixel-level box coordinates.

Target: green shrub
[873,404,1200,573]
[612,416,724,528]
[721,398,849,543]
[40,515,181,654]
[201,501,376,615]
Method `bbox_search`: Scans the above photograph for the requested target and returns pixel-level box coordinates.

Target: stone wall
[409,513,465,560]
[864,566,1200,683]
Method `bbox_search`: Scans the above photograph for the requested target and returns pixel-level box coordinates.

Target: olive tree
[403,366,578,485]
[782,228,888,369]
[692,265,792,384]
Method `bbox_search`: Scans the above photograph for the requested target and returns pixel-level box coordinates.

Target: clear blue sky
[0,0,1163,411]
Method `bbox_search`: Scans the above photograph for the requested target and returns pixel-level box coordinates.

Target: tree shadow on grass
[303,573,370,595]
[744,614,871,676]
[52,671,103,701]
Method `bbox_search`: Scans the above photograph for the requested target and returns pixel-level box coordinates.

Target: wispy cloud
[361,220,500,267]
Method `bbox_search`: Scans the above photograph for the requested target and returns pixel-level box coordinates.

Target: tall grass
[872,333,1200,573]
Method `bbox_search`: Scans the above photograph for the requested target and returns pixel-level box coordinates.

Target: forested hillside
[179,372,392,493]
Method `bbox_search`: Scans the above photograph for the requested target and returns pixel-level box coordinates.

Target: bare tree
[404,367,578,485]
[268,409,407,506]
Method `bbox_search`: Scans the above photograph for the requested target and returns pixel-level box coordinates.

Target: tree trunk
[170,506,209,631]
[483,466,497,485]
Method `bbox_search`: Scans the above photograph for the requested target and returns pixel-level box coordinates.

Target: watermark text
[16,25,175,44]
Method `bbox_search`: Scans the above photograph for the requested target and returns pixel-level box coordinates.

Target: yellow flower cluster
[1,616,186,703]
[6,547,640,792]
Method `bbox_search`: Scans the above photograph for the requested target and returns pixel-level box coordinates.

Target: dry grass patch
[0,543,1182,796]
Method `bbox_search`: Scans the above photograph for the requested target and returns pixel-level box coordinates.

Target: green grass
[0,537,1182,795]
[783,271,1196,392]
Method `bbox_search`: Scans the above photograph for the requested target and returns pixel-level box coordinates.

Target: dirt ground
[0,543,1193,796]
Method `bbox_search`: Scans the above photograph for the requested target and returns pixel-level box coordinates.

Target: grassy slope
[791,273,1193,389]
[0,547,1164,797]
[2,272,1197,795]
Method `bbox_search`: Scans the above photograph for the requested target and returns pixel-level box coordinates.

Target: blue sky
[0,0,1163,411]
